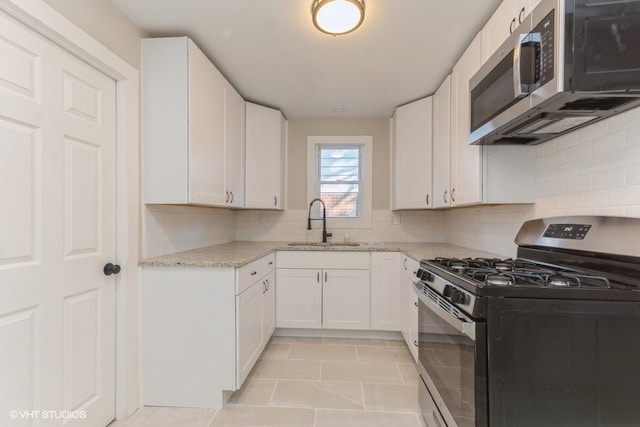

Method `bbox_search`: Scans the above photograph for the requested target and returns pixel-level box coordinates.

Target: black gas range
[414,216,640,427]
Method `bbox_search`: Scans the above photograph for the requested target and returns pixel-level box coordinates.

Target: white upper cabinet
[392,97,433,209]
[142,37,244,207]
[245,102,286,210]
[450,33,483,206]
[432,75,452,209]
[482,0,543,63]
[450,33,536,206]
[224,84,245,207]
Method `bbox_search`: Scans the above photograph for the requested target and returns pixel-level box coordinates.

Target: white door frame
[0,0,140,420]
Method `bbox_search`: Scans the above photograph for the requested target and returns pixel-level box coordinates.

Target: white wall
[43,0,145,68]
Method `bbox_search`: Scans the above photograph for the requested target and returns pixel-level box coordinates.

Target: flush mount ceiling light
[312,0,365,36]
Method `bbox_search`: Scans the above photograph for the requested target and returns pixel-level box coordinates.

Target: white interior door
[0,11,117,427]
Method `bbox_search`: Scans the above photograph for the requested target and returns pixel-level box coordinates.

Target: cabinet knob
[251,271,257,276]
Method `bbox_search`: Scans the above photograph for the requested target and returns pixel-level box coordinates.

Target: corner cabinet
[449,33,535,206]
[142,37,244,207]
[245,103,286,209]
[276,251,370,330]
[141,253,275,409]
[391,97,433,209]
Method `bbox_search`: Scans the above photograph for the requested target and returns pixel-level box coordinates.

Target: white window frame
[307,136,372,229]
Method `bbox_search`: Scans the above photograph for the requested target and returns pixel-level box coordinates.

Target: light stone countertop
[140,241,501,268]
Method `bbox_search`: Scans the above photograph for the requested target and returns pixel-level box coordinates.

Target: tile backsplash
[143,205,236,258]
[142,107,640,259]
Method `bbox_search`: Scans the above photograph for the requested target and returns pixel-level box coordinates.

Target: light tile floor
[111,337,425,427]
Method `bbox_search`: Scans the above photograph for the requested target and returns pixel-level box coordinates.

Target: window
[307,136,372,228]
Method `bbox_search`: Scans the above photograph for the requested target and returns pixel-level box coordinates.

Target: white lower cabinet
[401,255,420,361]
[276,251,370,330]
[262,270,276,340]
[322,269,370,330]
[142,253,275,408]
[237,280,263,386]
[370,252,402,331]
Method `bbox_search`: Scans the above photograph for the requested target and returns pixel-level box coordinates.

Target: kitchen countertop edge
[139,241,502,268]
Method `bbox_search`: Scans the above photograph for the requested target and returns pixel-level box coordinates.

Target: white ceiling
[111,0,501,118]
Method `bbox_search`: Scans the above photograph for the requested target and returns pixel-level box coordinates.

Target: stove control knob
[418,269,434,282]
[443,285,453,298]
[451,290,467,304]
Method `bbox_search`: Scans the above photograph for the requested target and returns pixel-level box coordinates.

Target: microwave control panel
[533,10,555,87]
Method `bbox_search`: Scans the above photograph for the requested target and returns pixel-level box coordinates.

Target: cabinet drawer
[237,253,275,294]
[276,251,369,270]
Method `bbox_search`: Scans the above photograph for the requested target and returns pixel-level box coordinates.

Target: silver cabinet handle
[413,340,418,347]
[414,301,419,307]
[225,191,229,203]
[443,190,448,204]
[317,272,320,283]
[510,17,516,34]
[274,196,278,206]
[251,271,257,276]
[263,280,267,294]
[451,188,456,203]
[426,194,430,205]
[324,271,327,282]
[403,257,408,271]
[230,191,234,203]
[268,261,273,265]
[518,6,525,23]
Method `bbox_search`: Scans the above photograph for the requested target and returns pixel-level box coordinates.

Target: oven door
[415,281,487,427]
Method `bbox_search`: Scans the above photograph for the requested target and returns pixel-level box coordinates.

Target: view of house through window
[318,146,361,218]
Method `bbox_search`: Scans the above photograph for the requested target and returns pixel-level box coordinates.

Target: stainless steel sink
[286,242,360,247]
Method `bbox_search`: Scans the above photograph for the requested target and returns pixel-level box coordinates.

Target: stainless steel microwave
[469,0,640,145]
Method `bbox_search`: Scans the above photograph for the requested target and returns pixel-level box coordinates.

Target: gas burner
[486,273,515,286]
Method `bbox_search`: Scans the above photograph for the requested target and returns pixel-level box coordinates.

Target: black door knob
[103,263,121,276]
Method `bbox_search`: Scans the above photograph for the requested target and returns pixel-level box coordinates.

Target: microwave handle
[513,32,541,97]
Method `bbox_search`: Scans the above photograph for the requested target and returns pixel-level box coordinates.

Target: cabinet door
[481,0,518,62]
[225,83,245,207]
[370,253,401,331]
[450,33,482,206]
[262,271,276,341]
[236,281,264,387]
[245,103,283,209]
[188,41,227,206]
[323,269,370,330]
[432,76,451,209]
[276,269,322,329]
[392,97,433,209]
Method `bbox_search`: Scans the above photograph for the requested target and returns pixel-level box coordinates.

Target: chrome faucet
[307,198,332,243]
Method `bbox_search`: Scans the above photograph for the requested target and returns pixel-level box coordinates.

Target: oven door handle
[414,281,476,341]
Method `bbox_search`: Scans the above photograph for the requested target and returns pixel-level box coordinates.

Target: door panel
[0,11,117,427]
